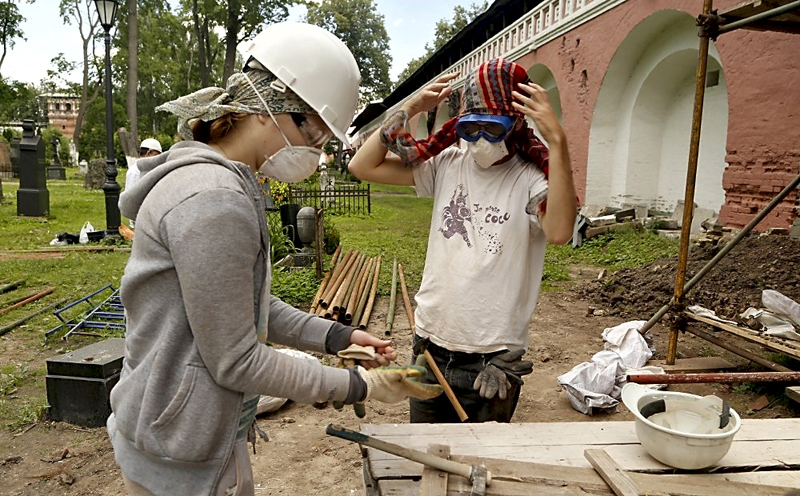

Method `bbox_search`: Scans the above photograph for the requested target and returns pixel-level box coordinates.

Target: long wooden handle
[423,349,469,422]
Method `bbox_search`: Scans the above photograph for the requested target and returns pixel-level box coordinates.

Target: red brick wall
[512,0,799,229]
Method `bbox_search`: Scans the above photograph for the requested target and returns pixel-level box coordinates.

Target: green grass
[364,181,417,195]
[547,227,680,271]
[332,193,433,293]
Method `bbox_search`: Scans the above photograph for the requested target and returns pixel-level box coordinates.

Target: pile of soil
[584,235,800,320]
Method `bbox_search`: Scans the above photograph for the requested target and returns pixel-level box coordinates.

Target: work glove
[333,344,377,418]
[473,349,533,400]
[357,365,443,404]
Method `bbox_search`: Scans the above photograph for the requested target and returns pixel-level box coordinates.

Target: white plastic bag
[79,221,95,244]
[762,290,800,328]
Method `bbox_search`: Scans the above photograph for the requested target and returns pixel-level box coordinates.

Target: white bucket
[621,383,741,469]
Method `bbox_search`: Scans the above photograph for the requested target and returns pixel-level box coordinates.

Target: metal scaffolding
[637,0,800,375]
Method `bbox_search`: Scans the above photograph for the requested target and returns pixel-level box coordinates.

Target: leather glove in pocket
[473,349,533,400]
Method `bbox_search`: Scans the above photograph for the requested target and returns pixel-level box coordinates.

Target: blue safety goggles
[455,114,516,143]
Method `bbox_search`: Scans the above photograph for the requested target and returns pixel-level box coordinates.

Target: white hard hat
[140,138,162,153]
[240,22,361,146]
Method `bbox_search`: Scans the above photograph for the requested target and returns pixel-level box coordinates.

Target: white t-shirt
[412,146,548,354]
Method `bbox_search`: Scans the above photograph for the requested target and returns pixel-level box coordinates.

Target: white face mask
[466,138,509,169]
[243,72,323,183]
[259,146,321,183]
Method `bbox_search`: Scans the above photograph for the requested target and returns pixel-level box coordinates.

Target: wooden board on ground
[359,420,800,496]
[787,386,800,407]
[685,311,800,361]
[648,356,736,373]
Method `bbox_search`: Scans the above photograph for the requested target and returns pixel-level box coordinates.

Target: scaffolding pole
[665,0,714,365]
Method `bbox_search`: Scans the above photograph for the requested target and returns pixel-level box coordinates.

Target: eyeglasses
[290,113,333,149]
[455,114,516,143]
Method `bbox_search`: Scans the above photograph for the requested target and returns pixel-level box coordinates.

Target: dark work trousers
[410,335,522,423]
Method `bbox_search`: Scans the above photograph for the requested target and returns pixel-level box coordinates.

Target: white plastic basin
[621,383,741,470]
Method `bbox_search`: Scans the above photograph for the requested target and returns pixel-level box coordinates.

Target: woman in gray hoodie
[109,22,441,496]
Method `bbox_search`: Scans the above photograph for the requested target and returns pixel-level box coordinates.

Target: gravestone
[84,158,106,189]
[10,138,20,178]
[47,135,67,180]
[16,120,49,216]
[46,338,125,428]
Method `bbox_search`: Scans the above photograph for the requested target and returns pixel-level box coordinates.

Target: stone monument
[17,120,49,216]
[47,135,67,180]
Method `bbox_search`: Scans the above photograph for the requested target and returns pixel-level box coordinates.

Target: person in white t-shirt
[125,138,162,228]
[348,58,578,423]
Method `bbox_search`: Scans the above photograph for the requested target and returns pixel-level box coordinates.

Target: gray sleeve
[266,296,334,354]
[162,188,351,402]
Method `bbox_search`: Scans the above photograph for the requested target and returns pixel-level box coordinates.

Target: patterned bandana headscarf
[157,68,314,141]
[380,58,549,176]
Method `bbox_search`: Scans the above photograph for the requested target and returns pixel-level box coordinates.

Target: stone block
[46,338,125,427]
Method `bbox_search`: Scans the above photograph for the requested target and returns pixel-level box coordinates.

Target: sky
[3,0,479,87]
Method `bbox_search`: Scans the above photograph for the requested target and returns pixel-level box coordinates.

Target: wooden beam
[648,357,736,373]
[787,386,800,407]
[584,449,641,496]
[686,311,800,360]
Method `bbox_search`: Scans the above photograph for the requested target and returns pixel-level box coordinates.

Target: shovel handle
[326,424,486,483]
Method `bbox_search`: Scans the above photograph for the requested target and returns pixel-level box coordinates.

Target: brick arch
[585,10,729,213]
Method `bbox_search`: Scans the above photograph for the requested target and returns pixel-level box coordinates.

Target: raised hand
[402,72,460,116]
[512,82,565,145]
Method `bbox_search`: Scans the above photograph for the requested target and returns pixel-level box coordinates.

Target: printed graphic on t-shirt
[439,184,473,247]
[438,184,511,255]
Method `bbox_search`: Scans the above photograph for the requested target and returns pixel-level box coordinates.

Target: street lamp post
[94,0,121,235]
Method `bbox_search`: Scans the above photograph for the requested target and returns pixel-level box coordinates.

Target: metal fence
[289,183,371,216]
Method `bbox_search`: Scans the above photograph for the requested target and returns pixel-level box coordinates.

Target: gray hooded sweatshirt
[107,141,352,495]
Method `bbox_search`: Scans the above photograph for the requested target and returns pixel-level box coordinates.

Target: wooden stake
[385,258,398,336]
[346,257,373,324]
[0,298,69,337]
[340,254,367,316]
[359,257,381,330]
[352,258,377,327]
[331,253,362,313]
[0,287,54,317]
[321,249,356,309]
[0,280,24,295]
[397,263,415,330]
[309,246,342,314]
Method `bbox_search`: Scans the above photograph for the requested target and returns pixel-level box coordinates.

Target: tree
[0,77,40,122]
[58,0,103,153]
[306,0,392,105]
[186,0,222,87]
[0,1,27,76]
[395,2,487,85]
[221,0,291,85]
[126,0,137,141]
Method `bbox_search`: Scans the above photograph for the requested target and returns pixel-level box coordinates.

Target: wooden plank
[585,449,642,496]
[447,455,792,496]
[685,312,800,360]
[648,357,736,373]
[787,386,800,407]
[361,419,800,446]
[368,440,800,479]
[377,480,417,496]
[419,445,449,496]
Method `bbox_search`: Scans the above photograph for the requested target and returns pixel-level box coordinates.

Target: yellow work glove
[357,365,443,404]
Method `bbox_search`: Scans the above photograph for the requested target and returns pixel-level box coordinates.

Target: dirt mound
[584,235,800,320]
